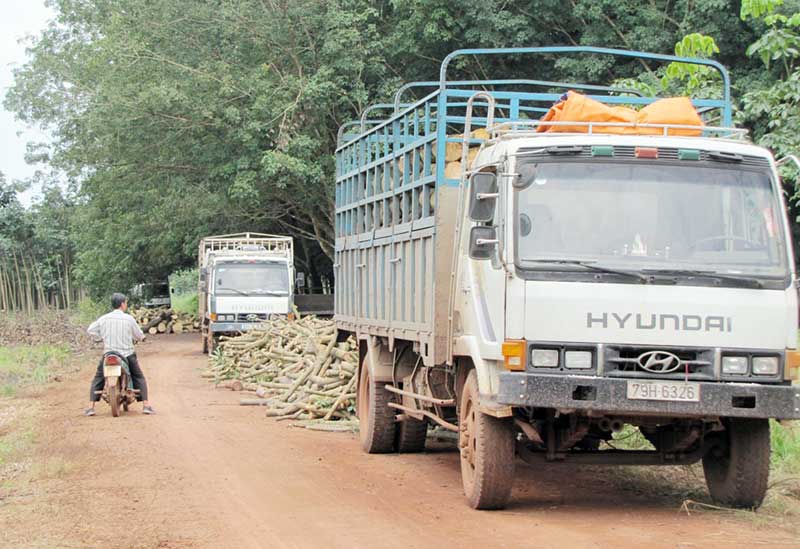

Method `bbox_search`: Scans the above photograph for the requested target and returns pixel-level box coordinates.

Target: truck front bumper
[497,373,800,420]
[209,322,264,333]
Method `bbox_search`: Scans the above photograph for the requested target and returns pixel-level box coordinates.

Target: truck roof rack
[492,120,748,141]
[338,46,736,149]
[199,233,293,266]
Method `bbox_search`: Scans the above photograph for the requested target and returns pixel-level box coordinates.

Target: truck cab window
[213,263,290,296]
[514,161,787,281]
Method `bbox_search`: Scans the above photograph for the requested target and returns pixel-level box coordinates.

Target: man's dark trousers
[89,353,148,402]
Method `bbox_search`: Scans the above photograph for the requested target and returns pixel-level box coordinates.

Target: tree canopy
[4,0,800,300]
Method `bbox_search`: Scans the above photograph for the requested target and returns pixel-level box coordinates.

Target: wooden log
[323,373,359,420]
[157,322,167,333]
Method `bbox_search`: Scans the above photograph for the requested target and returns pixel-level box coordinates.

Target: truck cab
[335,46,800,511]
[199,233,294,353]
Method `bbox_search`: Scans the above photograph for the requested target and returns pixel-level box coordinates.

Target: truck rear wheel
[703,418,770,509]
[459,369,514,510]
[396,416,427,453]
[357,362,397,453]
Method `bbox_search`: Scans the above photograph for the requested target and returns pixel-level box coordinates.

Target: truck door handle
[356,264,366,269]
[389,257,402,263]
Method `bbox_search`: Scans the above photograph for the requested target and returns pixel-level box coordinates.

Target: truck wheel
[357,362,397,453]
[396,417,427,453]
[703,418,770,509]
[459,369,514,510]
[207,333,216,355]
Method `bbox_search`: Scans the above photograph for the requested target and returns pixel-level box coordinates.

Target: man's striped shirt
[87,309,145,357]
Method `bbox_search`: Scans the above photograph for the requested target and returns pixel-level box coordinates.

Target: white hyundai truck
[334,47,800,510]
[199,232,294,353]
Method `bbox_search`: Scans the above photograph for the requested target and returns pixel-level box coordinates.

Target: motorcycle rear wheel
[107,377,120,417]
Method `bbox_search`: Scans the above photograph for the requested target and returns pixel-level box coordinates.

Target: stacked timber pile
[437,127,490,178]
[402,127,489,180]
[203,316,359,423]
[129,307,200,335]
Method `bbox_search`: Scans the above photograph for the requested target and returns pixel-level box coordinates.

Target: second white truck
[199,232,294,353]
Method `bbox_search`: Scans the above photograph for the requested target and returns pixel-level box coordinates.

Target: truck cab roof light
[678,148,700,161]
[634,147,658,159]
[591,145,614,157]
[502,340,527,371]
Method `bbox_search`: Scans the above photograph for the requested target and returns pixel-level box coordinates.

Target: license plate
[103,365,122,377]
[627,380,700,402]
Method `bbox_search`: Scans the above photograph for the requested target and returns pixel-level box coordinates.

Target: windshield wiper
[252,289,289,296]
[217,286,250,296]
[525,259,649,282]
[641,269,764,288]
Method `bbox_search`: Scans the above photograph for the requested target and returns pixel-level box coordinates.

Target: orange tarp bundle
[536,91,703,136]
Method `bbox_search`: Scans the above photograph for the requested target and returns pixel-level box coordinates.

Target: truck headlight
[752,357,779,376]
[531,349,559,368]
[722,356,748,375]
[564,351,592,369]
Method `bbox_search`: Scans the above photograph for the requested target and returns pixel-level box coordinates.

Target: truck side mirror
[469,226,498,260]
[468,172,498,222]
[296,272,306,289]
[199,270,207,284]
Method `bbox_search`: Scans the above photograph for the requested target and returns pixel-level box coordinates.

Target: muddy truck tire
[703,418,770,509]
[396,416,427,453]
[357,363,397,453]
[459,369,514,510]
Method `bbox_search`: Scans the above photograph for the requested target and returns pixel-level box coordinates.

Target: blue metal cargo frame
[334,47,734,342]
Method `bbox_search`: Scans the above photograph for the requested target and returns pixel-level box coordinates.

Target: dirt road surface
[3,334,798,548]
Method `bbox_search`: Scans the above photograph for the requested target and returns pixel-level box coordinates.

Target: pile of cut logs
[129,307,201,335]
[203,315,359,422]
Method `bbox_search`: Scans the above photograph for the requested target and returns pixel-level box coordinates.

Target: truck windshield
[214,263,290,296]
[515,161,788,280]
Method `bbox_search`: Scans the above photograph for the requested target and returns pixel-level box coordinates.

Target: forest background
[1,0,799,310]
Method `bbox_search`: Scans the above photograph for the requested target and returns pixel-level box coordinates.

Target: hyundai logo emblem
[637,350,682,374]
[246,313,259,322]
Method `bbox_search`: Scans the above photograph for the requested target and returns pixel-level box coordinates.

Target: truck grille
[235,313,269,322]
[603,345,714,381]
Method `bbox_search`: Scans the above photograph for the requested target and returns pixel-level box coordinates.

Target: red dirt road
[3,334,798,548]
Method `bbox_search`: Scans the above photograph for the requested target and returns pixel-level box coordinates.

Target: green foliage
[0,344,70,396]
[742,0,785,20]
[664,33,721,94]
[170,292,198,315]
[73,297,107,325]
[739,0,800,202]
[169,268,198,295]
[0,0,787,294]
[771,420,800,473]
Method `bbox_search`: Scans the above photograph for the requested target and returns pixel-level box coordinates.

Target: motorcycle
[95,352,139,417]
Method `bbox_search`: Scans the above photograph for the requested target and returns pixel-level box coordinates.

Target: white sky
[0,0,54,203]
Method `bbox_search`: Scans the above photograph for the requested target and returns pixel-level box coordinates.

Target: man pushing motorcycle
[85,293,156,416]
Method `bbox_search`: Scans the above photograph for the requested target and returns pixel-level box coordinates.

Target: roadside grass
[0,345,71,397]
[604,422,800,525]
[171,291,198,315]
